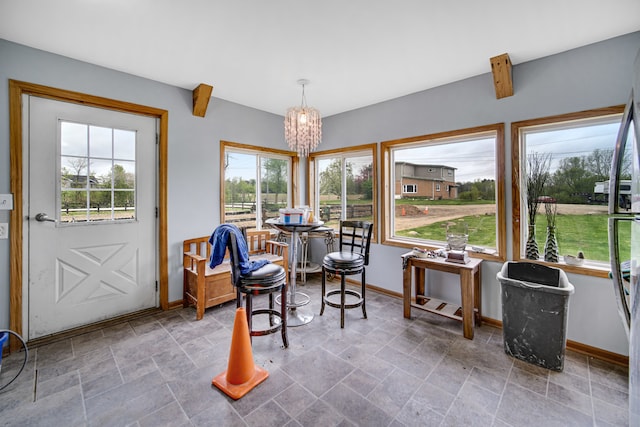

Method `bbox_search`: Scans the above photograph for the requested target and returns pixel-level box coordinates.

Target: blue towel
[208,224,270,275]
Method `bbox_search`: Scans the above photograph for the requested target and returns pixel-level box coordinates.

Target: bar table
[265,219,324,326]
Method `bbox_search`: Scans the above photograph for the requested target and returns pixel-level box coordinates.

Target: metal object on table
[265,219,324,326]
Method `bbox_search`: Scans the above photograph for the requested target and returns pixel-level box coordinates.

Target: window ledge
[382,237,505,262]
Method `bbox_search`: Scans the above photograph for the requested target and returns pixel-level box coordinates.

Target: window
[309,144,377,233]
[59,121,136,223]
[403,184,417,194]
[381,124,506,260]
[512,107,625,275]
[221,141,298,230]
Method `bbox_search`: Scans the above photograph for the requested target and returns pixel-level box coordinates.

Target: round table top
[265,218,325,233]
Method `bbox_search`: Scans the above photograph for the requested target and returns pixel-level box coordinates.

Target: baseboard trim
[25,307,163,349]
[359,282,629,367]
[168,299,184,310]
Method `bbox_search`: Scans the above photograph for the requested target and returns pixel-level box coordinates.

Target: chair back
[227,230,244,288]
[338,220,373,265]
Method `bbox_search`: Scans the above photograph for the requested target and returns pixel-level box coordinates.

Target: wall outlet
[0,223,8,239]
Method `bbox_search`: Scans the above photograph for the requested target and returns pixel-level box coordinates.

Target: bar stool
[227,230,289,348]
[320,220,373,328]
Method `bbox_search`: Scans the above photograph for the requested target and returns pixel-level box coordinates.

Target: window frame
[381,123,506,261]
[308,143,378,241]
[220,140,299,230]
[58,120,138,224]
[511,106,625,278]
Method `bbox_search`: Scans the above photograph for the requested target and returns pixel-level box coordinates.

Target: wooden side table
[402,252,482,339]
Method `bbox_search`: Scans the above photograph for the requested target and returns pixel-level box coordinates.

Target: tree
[354,163,373,200]
[320,159,353,199]
[261,158,287,206]
[586,148,614,180]
[550,156,594,203]
[526,152,551,225]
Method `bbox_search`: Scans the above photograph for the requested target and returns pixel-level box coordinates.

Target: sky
[394,118,623,183]
[221,116,625,185]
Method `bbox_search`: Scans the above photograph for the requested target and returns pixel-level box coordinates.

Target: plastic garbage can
[497,262,575,371]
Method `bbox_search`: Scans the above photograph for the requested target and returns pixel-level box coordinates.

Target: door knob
[35,213,55,222]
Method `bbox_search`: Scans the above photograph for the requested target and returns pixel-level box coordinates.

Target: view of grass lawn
[396,213,626,263]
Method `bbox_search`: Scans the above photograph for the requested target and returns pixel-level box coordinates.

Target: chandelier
[284,79,322,157]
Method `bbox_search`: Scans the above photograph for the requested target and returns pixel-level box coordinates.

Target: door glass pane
[113,161,136,189]
[114,129,136,160]
[59,120,137,224]
[113,191,135,219]
[60,122,87,156]
[61,156,88,188]
[89,125,112,158]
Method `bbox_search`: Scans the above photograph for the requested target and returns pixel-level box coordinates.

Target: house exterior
[395,162,458,200]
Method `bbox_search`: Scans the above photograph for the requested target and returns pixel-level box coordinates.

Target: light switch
[0,194,13,210]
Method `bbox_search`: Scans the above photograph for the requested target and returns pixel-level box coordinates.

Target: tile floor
[0,277,630,426]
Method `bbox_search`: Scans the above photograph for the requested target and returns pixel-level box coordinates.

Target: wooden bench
[183,230,289,320]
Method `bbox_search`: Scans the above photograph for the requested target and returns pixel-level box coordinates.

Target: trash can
[497,262,575,371]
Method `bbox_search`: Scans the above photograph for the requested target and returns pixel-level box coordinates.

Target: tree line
[61,158,135,211]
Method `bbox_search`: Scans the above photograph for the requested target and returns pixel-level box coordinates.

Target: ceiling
[1,0,639,117]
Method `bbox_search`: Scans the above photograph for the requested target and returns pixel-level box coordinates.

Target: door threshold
[26,307,163,349]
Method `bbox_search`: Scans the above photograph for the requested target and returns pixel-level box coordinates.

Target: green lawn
[396,213,626,262]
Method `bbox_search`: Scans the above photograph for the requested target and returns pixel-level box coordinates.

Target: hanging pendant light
[284,79,322,157]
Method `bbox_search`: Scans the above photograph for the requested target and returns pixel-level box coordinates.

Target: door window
[59,121,137,223]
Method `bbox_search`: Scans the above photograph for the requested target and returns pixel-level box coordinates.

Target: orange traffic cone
[212,307,268,400]
[423,206,429,214]
[401,207,406,216]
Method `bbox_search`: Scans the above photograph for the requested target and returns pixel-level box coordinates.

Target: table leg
[403,262,412,318]
[474,265,482,326]
[460,270,474,339]
[415,268,426,305]
[284,229,313,326]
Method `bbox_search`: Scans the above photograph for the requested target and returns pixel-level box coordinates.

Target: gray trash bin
[497,261,575,371]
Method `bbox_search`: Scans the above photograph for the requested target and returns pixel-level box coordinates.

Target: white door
[26,96,158,340]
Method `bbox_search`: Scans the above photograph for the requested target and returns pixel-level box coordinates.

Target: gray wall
[318,31,640,356]
[1,32,639,356]
[0,38,284,332]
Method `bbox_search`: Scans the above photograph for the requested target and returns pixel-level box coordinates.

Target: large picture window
[381,124,506,260]
[309,144,377,235]
[512,107,625,275]
[221,141,298,230]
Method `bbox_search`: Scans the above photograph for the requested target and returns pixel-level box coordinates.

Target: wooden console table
[402,252,482,339]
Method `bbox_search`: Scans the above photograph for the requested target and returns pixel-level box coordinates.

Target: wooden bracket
[490,53,513,99]
[192,84,213,117]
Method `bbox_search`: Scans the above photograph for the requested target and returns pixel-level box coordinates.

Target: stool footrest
[323,289,364,310]
[249,308,284,337]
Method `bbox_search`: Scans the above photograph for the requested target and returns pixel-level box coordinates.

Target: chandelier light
[284,79,322,157]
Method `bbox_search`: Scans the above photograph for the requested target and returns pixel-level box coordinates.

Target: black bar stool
[320,220,373,328]
[228,230,289,348]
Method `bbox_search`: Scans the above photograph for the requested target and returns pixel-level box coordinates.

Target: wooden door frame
[8,80,169,351]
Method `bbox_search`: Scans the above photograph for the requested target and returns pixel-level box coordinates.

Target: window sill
[383,237,506,263]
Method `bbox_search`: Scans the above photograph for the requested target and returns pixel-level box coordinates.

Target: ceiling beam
[489,53,513,99]
[193,84,214,117]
